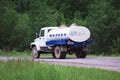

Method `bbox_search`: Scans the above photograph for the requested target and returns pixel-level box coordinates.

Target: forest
[0,0,119,55]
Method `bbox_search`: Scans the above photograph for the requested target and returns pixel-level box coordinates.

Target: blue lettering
[70,31,77,36]
[64,33,66,36]
[70,31,86,36]
[50,35,52,37]
[78,31,85,36]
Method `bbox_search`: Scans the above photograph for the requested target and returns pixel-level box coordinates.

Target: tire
[75,51,87,58]
[54,46,66,59]
[32,46,40,59]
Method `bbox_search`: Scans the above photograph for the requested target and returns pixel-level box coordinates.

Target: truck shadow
[35,57,92,59]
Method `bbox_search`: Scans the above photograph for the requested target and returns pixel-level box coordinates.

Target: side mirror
[36,33,38,38]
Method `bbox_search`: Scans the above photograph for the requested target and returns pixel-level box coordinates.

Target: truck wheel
[75,51,87,58]
[32,46,40,59]
[54,46,66,59]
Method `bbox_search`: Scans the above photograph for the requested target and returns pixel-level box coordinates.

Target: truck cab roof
[41,27,58,30]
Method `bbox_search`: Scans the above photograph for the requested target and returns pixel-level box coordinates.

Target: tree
[0,0,32,51]
[0,0,119,54]
[86,0,120,54]
[0,0,17,51]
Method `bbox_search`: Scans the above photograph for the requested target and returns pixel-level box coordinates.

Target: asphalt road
[0,56,120,72]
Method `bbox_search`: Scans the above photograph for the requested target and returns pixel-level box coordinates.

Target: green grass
[0,50,75,58]
[0,49,120,57]
[0,50,31,57]
[0,60,120,80]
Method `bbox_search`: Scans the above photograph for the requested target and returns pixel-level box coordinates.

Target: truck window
[40,30,45,37]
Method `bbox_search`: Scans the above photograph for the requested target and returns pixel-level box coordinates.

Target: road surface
[0,56,120,72]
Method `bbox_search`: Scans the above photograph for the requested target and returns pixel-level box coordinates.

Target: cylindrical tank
[47,25,90,42]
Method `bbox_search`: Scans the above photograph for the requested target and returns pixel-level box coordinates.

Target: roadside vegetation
[0,50,120,57]
[0,60,120,80]
[0,50,30,57]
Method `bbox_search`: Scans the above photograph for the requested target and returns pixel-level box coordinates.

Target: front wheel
[32,46,40,59]
[75,51,87,58]
[54,46,66,59]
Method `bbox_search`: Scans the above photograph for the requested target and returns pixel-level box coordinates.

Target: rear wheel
[54,46,66,59]
[75,51,87,58]
[32,46,40,59]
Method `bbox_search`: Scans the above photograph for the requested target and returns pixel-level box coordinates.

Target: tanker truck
[30,24,92,59]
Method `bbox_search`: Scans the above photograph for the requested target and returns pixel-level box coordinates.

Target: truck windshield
[40,30,45,37]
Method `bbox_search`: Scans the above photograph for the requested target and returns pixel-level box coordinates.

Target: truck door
[39,30,46,47]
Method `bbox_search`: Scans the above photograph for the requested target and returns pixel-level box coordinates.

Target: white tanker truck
[30,24,93,59]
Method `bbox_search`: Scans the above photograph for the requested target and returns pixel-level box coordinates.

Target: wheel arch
[30,43,40,51]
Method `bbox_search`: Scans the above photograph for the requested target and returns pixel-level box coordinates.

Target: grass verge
[0,50,31,57]
[0,60,120,80]
[0,50,120,57]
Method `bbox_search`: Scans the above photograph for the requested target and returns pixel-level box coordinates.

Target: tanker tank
[47,24,90,42]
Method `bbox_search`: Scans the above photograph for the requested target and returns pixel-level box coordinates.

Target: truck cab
[30,27,58,54]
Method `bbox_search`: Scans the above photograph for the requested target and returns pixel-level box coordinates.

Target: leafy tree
[29,0,65,32]
[0,0,119,54]
[0,0,17,51]
[0,0,32,51]
[11,13,32,51]
[86,0,120,54]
